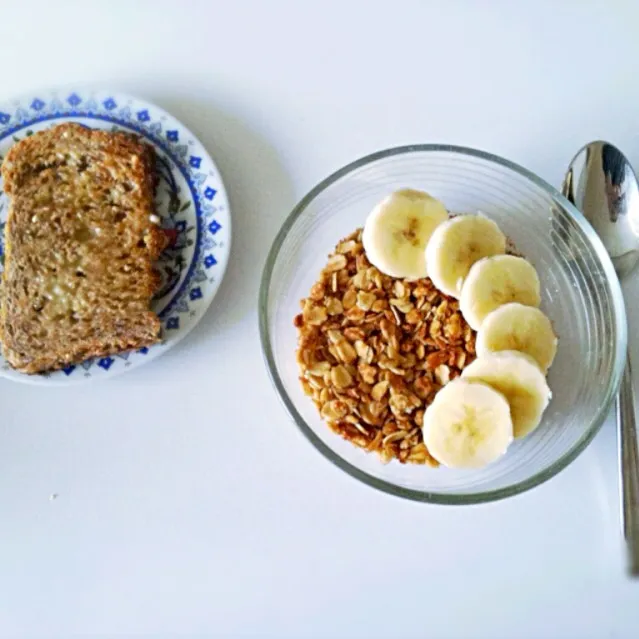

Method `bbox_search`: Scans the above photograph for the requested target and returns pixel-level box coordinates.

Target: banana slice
[461,351,551,438]
[422,379,513,469]
[476,303,558,372]
[459,255,541,330]
[362,189,448,279]
[425,214,506,298]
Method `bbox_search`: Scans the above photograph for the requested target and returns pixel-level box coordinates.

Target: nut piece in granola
[362,189,448,280]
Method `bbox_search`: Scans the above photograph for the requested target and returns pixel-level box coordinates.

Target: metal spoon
[563,141,639,576]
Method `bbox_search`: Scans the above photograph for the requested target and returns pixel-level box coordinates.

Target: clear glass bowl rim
[258,143,628,504]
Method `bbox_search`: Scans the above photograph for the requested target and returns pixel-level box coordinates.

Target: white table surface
[1,1,639,637]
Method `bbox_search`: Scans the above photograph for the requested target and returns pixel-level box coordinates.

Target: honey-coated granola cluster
[294,229,477,465]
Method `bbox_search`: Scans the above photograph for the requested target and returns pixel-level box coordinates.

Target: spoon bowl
[563,141,639,279]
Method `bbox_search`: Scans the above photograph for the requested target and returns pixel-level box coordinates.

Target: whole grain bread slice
[0,123,168,374]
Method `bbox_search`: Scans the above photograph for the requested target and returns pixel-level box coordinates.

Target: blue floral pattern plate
[0,90,231,384]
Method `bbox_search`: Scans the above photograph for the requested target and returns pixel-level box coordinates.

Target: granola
[294,229,477,465]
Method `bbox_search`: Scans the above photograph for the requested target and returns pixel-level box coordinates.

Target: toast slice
[0,123,168,374]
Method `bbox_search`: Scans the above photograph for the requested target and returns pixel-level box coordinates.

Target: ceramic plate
[0,89,231,384]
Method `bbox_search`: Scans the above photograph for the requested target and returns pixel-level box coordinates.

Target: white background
[1,1,639,637]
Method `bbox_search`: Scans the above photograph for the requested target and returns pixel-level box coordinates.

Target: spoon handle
[617,351,639,576]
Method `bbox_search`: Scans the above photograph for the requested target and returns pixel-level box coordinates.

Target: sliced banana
[422,379,513,469]
[476,303,557,372]
[425,214,506,298]
[461,351,551,438]
[362,189,448,279]
[459,255,541,330]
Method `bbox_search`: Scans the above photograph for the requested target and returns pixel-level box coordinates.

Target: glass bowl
[259,145,626,504]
